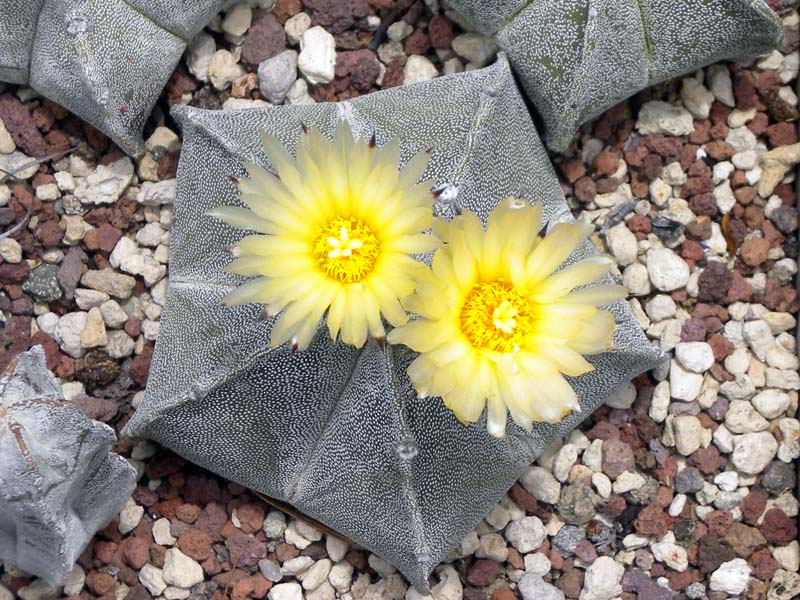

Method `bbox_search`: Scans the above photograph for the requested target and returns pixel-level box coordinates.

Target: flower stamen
[314,217,380,283]
[460,280,536,353]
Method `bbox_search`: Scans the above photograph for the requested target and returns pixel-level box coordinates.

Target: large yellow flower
[387,198,627,437]
[209,122,438,350]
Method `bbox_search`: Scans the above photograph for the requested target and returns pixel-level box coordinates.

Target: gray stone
[22,264,62,302]
[0,347,135,585]
[122,56,661,591]
[258,50,298,104]
[762,461,796,496]
[551,525,585,557]
[445,0,782,151]
[0,0,223,155]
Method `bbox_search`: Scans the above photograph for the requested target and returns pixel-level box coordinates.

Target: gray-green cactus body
[0,0,222,155]
[123,55,662,590]
[448,0,783,151]
[0,346,136,585]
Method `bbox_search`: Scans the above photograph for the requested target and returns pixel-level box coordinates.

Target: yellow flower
[387,198,627,438]
[209,122,438,350]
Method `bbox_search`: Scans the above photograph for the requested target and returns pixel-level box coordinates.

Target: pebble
[636,101,694,136]
[328,562,352,592]
[187,32,216,82]
[298,26,336,85]
[725,400,769,433]
[681,77,714,119]
[118,499,144,534]
[520,466,561,504]
[709,558,750,595]
[579,556,624,600]
[80,306,107,349]
[162,548,205,588]
[81,269,136,299]
[743,319,775,361]
[222,3,252,39]
[208,50,246,90]
[138,180,177,205]
[673,415,705,456]
[153,517,177,545]
[0,238,22,263]
[268,582,303,600]
[669,360,704,401]
[54,311,88,358]
[258,50,298,104]
[622,263,651,296]
[518,574,564,600]
[285,13,311,45]
[403,55,438,84]
[504,516,546,553]
[651,532,688,571]
[605,223,637,265]
[675,342,714,373]
[732,431,778,474]
[0,117,14,153]
[73,158,134,205]
[707,65,735,107]
[451,33,497,67]
[647,248,689,291]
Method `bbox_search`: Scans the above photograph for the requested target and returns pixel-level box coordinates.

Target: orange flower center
[460,280,536,353]
[313,216,380,283]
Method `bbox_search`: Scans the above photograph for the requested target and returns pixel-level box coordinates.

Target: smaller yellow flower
[209,122,439,350]
[387,198,627,438]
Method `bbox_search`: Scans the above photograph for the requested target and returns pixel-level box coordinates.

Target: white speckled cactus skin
[123,56,662,590]
[447,0,784,152]
[0,346,136,585]
[0,0,222,155]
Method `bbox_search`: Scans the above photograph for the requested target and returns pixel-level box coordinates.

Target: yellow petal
[565,284,628,306]
[530,256,614,300]
[207,206,274,234]
[570,311,616,355]
[522,221,593,287]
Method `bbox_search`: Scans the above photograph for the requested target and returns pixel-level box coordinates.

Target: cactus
[123,55,662,590]
[0,0,222,155]
[446,0,783,152]
[0,346,136,584]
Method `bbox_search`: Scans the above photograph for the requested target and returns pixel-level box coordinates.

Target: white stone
[670,360,704,402]
[681,78,714,119]
[636,101,694,136]
[752,389,791,419]
[138,179,177,205]
[579,556,623,600]
[520,466,560,504]
[743,319,775,361]
[301,559,332,591]
[651,533,688,571]
[505,516,546,553]
[367,554,395,577]
[553,444,579,482]
[524,552,551,577]
[162,548,204,588]
[714,471,739,493]
[518,574,564,600]
[139,565,167,597]
[269,582,303,600]
[733,150,758,171]
[451,33,497,67]
[623,263,651,296]
[709,558,750,595]
[606,380,636,409]
[726,126,757,153]
[673,415,704,456]
[328,562,352,592]
[668,494,687,517]
[299,26,336,85]
[136,222,167,247]
[153,517,177,545]
[605,223,637,266]
[100,300,128,328]
[592,472,612,498]
[187,32,216,82]
[767,345,799,370]
[263,511,287,538]
[0,238,22,263]
[714,180,736,214]
[74,158,134,205]
[209,49,245,90]
[732,432,778,475]
[675,342,714,373]
[62,565,85,596]
[649,178,673,207]
[404,55,438,84]
[54,311,88,358]
[0,117,15,153]
[81,306,107,349]
[778,418,800,462]
[766,367,800,390]
[325,536,348,562]
[647,248,689,291]
[713,160,735,184]
[222,3,252,38]
[259,50,298,104]
[285,12,311,45]
[612,471,645,494]
[645,295,676,322]
[725,400,769,433]
[708,65,735,107]
[772,542,800,573]
[146,127,181,154]
[118,499,144,534]
[476,533,508,562]
[649,380,670,423]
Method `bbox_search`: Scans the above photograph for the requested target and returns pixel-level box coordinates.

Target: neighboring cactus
[123,55,662,590]
[0,0,222,155]
[0,346,136,585]
[446,0,783,152]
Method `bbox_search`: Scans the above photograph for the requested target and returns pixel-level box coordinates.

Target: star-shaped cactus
[0,346,136,584]
[123,55,662,590]
[447,0,783,151]
[0,0,222,155]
